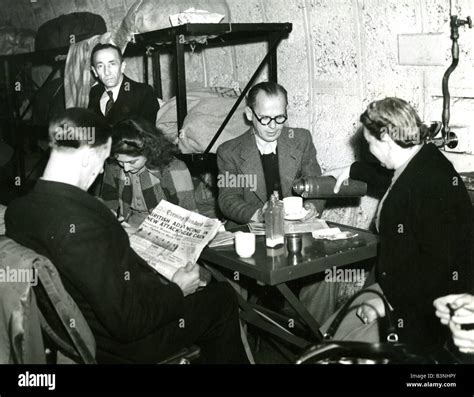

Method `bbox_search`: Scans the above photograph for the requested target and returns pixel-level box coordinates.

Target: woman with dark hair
[101,118,197,227]
[322,97,473,357]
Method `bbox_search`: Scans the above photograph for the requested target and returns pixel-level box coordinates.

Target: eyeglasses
[250,107,287,126]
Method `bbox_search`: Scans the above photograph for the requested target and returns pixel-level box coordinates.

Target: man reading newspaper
[5,109,248,364]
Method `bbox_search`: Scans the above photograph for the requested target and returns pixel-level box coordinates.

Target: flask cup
[286,234,302,254]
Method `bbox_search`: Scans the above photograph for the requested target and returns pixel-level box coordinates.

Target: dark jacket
[5,180,184,360]
[351,143,474,351]
[88,74,159,125]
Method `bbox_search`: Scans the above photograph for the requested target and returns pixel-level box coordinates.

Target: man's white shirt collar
[255,134,277,155]
[99,77,124,115]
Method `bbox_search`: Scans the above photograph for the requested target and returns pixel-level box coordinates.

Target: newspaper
[248,219,329,235]
[129,200,221,280]
[208,225,234,247]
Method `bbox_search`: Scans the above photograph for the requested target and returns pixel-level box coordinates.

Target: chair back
[33,261,96,364]
[0,236,45,363]
[1,237,200,364]
[0,236,96,364]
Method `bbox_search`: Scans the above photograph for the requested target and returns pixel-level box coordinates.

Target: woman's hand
[356,297,386,324]
[322,166,351,194]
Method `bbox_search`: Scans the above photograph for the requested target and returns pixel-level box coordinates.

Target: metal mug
[286,234,302,254]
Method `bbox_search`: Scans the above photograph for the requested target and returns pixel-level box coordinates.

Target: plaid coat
[101,158,197,219]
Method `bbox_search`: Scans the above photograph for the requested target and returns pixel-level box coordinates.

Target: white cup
[283,197,303,216]
[234,232,256,258]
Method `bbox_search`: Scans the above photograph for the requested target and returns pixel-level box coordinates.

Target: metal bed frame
[0,22,292,183]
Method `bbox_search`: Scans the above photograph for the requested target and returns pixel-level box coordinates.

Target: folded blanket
[178,96,247,153]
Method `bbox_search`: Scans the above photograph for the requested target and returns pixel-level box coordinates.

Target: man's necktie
[105,91,114,115]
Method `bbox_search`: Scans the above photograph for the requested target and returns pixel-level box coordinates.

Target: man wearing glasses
[217,81,324,225]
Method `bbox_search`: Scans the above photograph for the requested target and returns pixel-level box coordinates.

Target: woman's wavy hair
[111,118,179,170]
[360,97,430,148]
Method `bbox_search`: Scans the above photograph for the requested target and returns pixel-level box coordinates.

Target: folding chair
[1,236,199,364]
[33,261,96,364]
[33,257,200,364]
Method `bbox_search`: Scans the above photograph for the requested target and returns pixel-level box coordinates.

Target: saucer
[284,208,309,221]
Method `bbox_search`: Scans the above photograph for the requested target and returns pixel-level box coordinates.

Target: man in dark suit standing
[88,43,159,125]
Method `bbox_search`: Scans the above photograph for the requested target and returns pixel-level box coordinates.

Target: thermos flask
[292,176,367,199]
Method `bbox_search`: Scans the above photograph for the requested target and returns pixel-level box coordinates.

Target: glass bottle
[265,191,285,248]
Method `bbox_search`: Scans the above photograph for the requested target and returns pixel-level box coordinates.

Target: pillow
[156,87,248,153]
[114,0,230,46]
[178,96,248,153]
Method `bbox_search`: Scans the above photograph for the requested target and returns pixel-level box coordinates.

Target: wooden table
[200,222,379,349]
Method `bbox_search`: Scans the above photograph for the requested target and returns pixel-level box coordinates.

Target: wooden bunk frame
[0,22,292,183]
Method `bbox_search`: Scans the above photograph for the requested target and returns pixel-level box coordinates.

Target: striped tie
[105,90,114,115]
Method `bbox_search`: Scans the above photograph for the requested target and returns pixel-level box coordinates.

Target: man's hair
[111,118,179,171]
[48,108,112,149]
[91,43,123,66]
[247,81,288,109]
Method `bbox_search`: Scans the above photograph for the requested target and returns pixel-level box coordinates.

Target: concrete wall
[227,0,474,227]
[2,0,474,227]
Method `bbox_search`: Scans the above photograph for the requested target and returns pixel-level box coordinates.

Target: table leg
[275,283,324,341]
[202,262,315,351]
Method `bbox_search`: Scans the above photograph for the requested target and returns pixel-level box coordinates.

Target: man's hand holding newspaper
[171,262,201,296]
[127,200,221,287]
